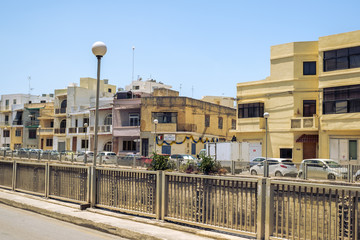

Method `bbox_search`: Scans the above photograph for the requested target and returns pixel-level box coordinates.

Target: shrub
[180,159,199,173]
[199,155,221,175]
[149,153,172,171]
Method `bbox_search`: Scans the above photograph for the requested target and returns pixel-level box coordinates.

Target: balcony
[290,115,318,130]
[39,128,54,135]
[55,108,66,115]
[54,128,66,134]
[24,120,40,127]
[177,123,197,132]
[89,125,112,134]
[12,120,23,126]
[68,127,77,134]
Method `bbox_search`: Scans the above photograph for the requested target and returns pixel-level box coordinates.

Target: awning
[296,134,318,143]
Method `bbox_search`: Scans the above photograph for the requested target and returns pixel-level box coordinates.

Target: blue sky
[1,1,360,99]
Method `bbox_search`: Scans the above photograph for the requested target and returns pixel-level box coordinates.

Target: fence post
[12,160,17,191]
[231,160,235,175]
[45,162,50,198]
[348,164,353,183]
[156,170,163,220]
[87,166,91,203]
[161,171,168,220]
[257,178,266,240]
[133,156,136,168]
[303,162,308,180]
[265,178,274,240]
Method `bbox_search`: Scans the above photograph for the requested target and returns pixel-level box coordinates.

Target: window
[324,46,360,72]
[108,88,112,93]
[162,145,171,155]
[153,112,177,123]
[303,62,316,75]
[83,118,89,126]
[218,117,223,129]
[303,100,316,117]
[238,102,264,118]
[46,139,53,147]
[103,141,112,151]
[15,129,21,137]
[60,100,67,109]
[323,84,360,114]
[104,114,112,125]
[29,129,37,139]
[13,99,16,104]
[231,119,236,130]
[3,129,9,137]
[123,141,136,151]
[4,115,9,124]
[40,100,46,103]
[5,99,9,106]
[81,139,88,149]
[129,113,140,126]
[205,115,210,127]
[280,148,292,158]
[133,86,140,90]
[191,143,196,155]
[75,119,78,127]
[50,121,54,128]
[349,140,357,160]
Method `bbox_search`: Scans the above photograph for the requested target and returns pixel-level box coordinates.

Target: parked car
[41,150,60,160]
[61,150,75,161]
[249,157,266,168]
[297,159,347,180]
[97,151,117,164]
[353,170,360,181]
[250,158,298,177]
[169,154,197,163]
[75,151,94,162]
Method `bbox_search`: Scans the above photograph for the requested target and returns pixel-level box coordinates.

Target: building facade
[234,30,360,164]
[140,89,236,156]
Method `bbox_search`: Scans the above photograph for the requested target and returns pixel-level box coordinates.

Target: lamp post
[84,122,88,153]
[263,112,269,177]
[91,41,107,207]
[153,119,158,154]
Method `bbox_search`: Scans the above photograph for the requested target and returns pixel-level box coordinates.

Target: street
[0,203,128,240]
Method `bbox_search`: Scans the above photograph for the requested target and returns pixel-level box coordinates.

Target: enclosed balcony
[290,115,318,130]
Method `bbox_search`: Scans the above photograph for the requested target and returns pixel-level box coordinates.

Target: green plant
[199,155,220,175]
[149,153,172,171]
[180,159,199,173]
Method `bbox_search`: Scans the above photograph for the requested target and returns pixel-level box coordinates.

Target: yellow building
[235,30,360,164]
[140,89,236,156]
[38,102,54,150]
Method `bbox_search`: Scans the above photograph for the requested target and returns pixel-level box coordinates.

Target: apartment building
[125,78,172,94]
[53,77,116,152]
[0,93,53,149]
[38,102,54,150]
[140,89,236,156]
[234,30,360,164]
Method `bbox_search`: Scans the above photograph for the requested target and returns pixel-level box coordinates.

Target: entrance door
[141,138,149,157]
[58,142,65,152]
[303,142,316,159]
[72,137,77,152]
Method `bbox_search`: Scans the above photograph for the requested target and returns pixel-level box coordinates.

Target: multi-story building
[38,102,54,150]
[125,78,172,94]
[201,96,235,108]
[140,89,236,156]
[0,93,53,149]
[234,30,360,164]
[53,77,116,152]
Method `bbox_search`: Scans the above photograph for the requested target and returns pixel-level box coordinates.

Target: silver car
[250,158,298,177]
[297,159,347,180]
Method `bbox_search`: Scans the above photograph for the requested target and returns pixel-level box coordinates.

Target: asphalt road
[0,203,128,240]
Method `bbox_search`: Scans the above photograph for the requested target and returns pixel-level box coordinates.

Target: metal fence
[162,173,259,238]
[1,157,360,239]
[266,179,360,240]
[96,168,159,218]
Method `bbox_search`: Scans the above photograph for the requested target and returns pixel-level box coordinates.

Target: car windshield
[281,160,294,166]
[108,153,116,156]
[325,161,341,168]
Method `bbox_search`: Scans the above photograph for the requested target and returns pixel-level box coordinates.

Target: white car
[297,159,347,180]
[250,158,298,177]
[97,152,117,164]
[75,151,94,162]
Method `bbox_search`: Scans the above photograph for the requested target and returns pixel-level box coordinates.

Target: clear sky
[1,1,360,99]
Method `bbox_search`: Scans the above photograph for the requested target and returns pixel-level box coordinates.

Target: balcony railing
[24,120,40,127]
[78,127,87,133]
[54,128,66,134]
[68,127,77,134]
[55,108,66,114]
[39,128,54,134]
[89,125,112,133]
[12,120,23,125]
[291,116,318,129]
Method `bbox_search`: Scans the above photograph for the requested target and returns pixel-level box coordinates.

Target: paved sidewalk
[0,189,253,240]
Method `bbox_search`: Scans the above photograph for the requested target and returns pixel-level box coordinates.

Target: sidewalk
[0,189,253,240]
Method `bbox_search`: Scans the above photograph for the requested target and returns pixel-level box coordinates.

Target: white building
[125,78,172,94]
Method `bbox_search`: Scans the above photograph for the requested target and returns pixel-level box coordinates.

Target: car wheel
[328,174,336,180]
[298,172,302,178]
[251,170,257,175]
[275,171,283,177]
[356,175,360,181]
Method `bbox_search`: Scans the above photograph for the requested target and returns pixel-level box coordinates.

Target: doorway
[303,142,317,159]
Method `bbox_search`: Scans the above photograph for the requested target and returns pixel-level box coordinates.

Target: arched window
[60,100,67,109]
[104,114,112,125]
[103,141,112,151]
[60,119,66,128]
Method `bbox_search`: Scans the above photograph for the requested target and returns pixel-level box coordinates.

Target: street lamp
[91,41,107,207]
[153,119,158,154]
[263,112,269,177]
[84,122,88,153]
